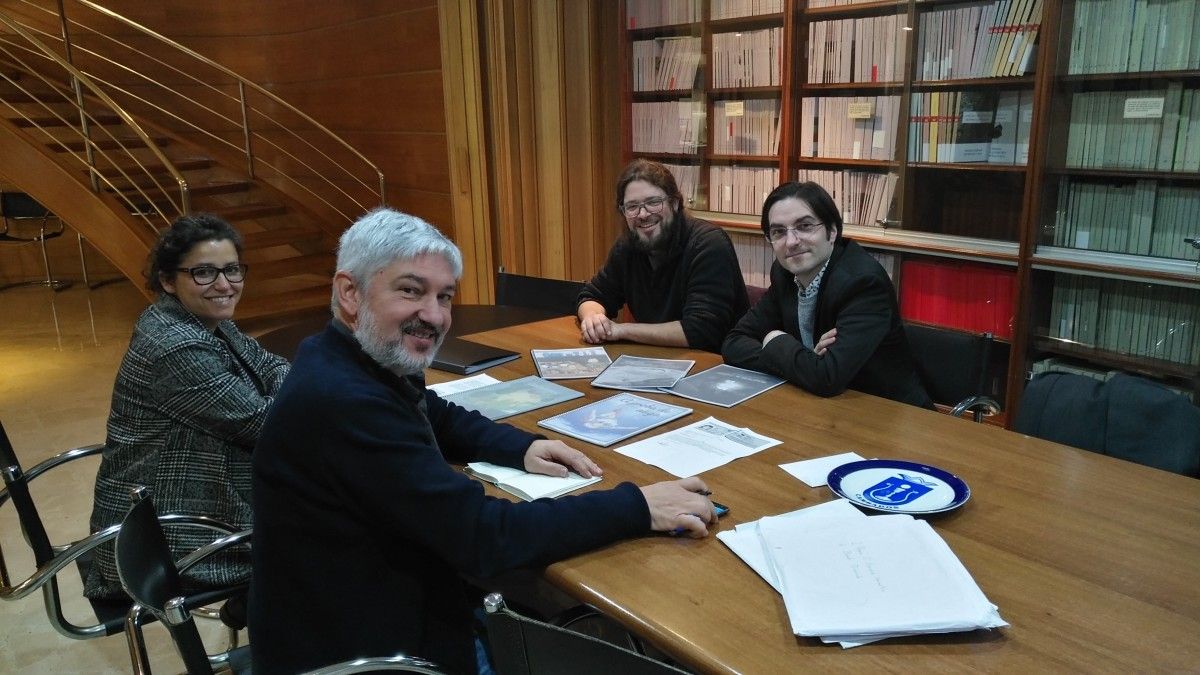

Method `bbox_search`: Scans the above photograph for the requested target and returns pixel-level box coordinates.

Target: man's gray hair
[332,208,463,312]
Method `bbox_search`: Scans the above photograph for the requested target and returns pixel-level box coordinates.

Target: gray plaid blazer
[85,294,290,598]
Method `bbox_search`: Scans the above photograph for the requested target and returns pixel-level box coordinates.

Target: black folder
[430,337,520,375]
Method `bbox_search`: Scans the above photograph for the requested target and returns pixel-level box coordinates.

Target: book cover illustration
[441,375,583,420]
[531,346,613,380]
[537,392,692,447]
[662,364,786,407]
[590,354,695,391]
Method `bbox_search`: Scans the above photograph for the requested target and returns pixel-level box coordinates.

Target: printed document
[614,416,780,477]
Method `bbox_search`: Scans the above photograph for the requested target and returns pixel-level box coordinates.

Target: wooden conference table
[431,316,1200,673]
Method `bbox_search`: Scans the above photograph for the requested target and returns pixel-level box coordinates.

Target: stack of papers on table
[718,500,1005,648]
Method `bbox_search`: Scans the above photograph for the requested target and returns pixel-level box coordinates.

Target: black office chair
[495,271,585,315]
[483,593,687,675]
[0,192,70,291]
[904,322,1001,422]
[1015,372,1200,477]
[115,489,445,675]
[0,418,241,642]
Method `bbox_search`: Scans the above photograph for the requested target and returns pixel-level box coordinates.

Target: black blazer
[723,239,933,409]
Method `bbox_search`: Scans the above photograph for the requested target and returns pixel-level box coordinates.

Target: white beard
[354,304,444,376]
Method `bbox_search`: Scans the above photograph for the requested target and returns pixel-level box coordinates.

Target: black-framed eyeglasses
[766,221,825,243]
[175,263,248,285]
[620,196,668,218]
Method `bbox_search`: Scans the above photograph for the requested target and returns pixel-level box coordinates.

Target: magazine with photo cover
[537,392,692,447]
[660,364,786,407]
[590,355,695,391]
[440,375,583,420]
[531,346,613,380]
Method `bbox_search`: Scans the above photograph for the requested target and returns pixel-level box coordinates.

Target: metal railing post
[56,0,99,193]
[238,81,254,179]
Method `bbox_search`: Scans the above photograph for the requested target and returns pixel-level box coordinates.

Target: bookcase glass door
[1028,0,1200,401]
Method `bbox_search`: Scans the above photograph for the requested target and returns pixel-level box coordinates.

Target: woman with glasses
[85,213,290,599]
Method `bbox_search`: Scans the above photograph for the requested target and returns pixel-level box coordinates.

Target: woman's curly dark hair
[145,213,243,294]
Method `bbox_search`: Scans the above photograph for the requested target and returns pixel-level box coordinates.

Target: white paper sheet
[614,416,780,477]
[778,452,866,487]
[427,373,500,396]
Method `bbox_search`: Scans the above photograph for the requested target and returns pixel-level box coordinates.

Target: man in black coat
[250,208,716,674]
[577,159,749,353]
[722,182,932,409]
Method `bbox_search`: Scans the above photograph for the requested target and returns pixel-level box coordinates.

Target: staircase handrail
[59,0,385,220]
[0,10,188,229]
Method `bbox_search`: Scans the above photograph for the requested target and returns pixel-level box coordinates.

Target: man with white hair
[250,208,716,674]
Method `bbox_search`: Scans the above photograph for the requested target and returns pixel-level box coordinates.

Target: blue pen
[669,501,728,535]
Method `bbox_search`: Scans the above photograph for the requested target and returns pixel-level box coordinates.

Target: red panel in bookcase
[899,259,1015,338]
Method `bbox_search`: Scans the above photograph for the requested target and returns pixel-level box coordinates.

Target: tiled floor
[1,281,238,673]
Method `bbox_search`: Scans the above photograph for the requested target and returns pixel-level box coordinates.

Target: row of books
[908,90,1031,165]
[631,101,705,154]
[709,165,779,215]
[711,98,781,155]
[712,27,782,88]
[807,14,906,85]
[796,168,896,228]
[807,0,885,7]
[711,0,782,20]
[730,229,774,289]
[1051,178,1200,260]
[1048,274,1199,366]
[916,0,1042,81]
[1065,85,1200,172]
[1029,357,1195,402]
[798,95,899,160]
[899,259,1016,338]
[632,37,701,92]
[1067,0,1200,74]
[662,162,701,208]
[625,0,699,30]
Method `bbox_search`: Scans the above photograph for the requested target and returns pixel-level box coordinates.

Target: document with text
[614,416,780,477]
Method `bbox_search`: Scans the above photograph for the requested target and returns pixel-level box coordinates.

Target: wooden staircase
[0,60,338,321]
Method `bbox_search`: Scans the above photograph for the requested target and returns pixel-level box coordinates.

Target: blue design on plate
[863,473,934,506]
[827,460,970,514]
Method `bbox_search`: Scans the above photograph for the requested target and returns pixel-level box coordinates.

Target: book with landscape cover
[531,346,613,380]
[590,355,695,391]
[440,375,583,420]
[430,336,520,375]
[538,392,692,447]
[465,461,601,501]
[661,364,786,407]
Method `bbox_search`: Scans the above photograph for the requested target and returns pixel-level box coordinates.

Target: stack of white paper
[718,500,1005,648]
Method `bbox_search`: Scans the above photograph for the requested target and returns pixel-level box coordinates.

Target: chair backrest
[745,284,767,307]
[0,420,55,567]
[904,322,994,407]
[495,272,585,315]
[483,593,686,675]
[116,491,214,675]
[1016,372,1200,476]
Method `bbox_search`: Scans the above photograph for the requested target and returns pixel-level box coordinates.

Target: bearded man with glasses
[85,213,290,601]
[723,182,932,408]
[576,158,749,353]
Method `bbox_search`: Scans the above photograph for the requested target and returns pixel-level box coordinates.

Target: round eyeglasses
[175,263,248,285]
[620,196,668,218]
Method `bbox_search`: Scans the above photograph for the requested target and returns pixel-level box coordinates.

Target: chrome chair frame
[0,192,71,292]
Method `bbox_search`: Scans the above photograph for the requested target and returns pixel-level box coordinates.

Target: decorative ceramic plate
[827,459,970,514]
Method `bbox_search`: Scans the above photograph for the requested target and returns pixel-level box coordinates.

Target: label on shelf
[724,100,744,117]
[847,101,875,119]
[1123,97,1165,119]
